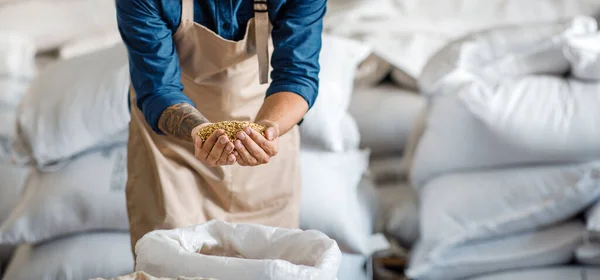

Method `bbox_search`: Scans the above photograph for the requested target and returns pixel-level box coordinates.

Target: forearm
[158,103,209,142]
[256,92,309,135]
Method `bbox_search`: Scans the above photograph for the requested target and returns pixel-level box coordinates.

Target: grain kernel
[197,121,266,142]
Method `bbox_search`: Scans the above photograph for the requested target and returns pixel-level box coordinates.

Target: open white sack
[94,272,216,280]
[417,162,600,260]
[13,44,130,169]
[349,83,425,156]
[135,220,341,280]
[408,220,584,280]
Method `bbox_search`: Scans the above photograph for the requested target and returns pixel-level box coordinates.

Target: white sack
[391,0,600,24]
[135,220,341,280]
[324,1,600,92]
[564,32,600,80]
[408,221,584,280]
[58,29,124,60]
[0,0,118,52]
[0,145,128,245]
[2,232,133,280]
[300,149,377,255]
[0,165,29,224]
[419,17,598,97]
[462,75,600,161]
[349,84,424,156]
[575,242,600,265]
[0,32,36,162]
[467,267,600,280]
[300,35,370,152]
[587,201,600,232]
[14,44,130,169]
[418,162,600,256]
[411,93,541,186]
[375,33,448,91]
[0,31,35,79]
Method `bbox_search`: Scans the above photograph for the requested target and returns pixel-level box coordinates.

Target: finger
[264,127,279,141]
[238,130,270,164]
[194,136,203,160]
[246,127,277,156]
[200,129,223,159]
[227,153,236,165]
[236,153,248,166]
[217,142,235,165]
[234,139,258,166]
[208,135,228,165]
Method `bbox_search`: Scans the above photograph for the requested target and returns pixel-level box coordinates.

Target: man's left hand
[233,120,279,166]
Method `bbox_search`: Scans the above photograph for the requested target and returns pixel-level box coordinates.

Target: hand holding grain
[233,120,279,167]
[191,123,237,167]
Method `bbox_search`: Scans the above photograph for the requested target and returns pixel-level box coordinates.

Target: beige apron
[126,0,301,253]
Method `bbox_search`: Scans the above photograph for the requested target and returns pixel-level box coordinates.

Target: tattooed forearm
[158,103,209,142]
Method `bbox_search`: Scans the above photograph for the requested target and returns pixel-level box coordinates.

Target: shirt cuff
[139,92,196,134]
[266,83,317,109]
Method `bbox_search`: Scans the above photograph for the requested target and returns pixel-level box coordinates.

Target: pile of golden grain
[197,121,266,141]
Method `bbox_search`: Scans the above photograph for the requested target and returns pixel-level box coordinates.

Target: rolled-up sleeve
[116,0,194,134]
[267,0,326,110]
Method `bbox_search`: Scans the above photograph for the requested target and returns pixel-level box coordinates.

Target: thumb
[257,120,279,140]
[265,127,278,141]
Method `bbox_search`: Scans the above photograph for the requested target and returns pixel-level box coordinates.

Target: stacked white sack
[323,0,600,90]
[412,17,599,187]
[407,162,600,280]
[1,43,132,279]
[0,31,35,269]
[2,232,133,280]
[300,34,387,257]
[406,16,600,279]
[13,44,130,169]
[0,146,128,245]
[0,0,118,53]
[135,220,342,280]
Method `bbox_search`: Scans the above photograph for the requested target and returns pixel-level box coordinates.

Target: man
[116,0,325,253]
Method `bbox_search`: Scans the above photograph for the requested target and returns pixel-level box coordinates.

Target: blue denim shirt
[116,0,325,133]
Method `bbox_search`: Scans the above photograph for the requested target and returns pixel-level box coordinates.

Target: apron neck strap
[182,0,194,23]
[254,0,270,85]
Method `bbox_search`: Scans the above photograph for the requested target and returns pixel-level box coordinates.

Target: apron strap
[181,0,194,23]
[254,0,270,85]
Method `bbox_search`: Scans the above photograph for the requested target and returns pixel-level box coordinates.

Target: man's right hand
[191,124,236,167]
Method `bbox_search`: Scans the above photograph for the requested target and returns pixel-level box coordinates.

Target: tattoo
[158,103,209,142]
